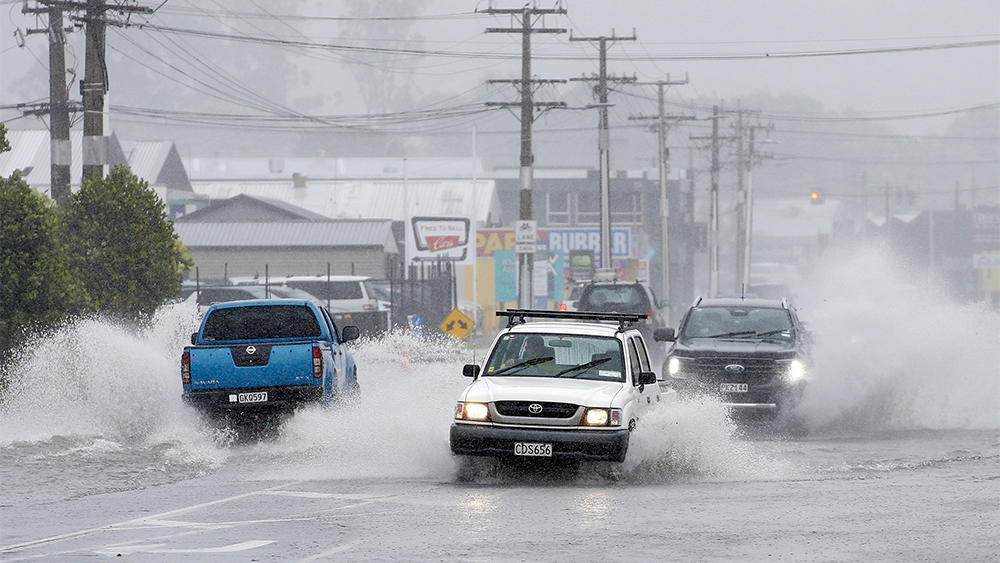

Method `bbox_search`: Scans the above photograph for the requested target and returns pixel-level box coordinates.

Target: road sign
[440,308,473,340]
[514,242,537,254]
[515,220,537,243]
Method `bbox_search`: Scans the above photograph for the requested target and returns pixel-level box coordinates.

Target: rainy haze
[1,1,999,561]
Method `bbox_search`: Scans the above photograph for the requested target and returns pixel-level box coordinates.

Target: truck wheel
[349,367,361,396]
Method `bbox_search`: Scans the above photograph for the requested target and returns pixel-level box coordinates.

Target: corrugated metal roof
[185,156,486,181]
[191,179,498,223]
[127,141,172,184]
[175,193,331,222]
[174,221,397,252]
[0,130,127,195]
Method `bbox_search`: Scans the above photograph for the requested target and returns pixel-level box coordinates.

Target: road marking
[0,480,306,554]
[295,539,363,562]
[92,540,274,555]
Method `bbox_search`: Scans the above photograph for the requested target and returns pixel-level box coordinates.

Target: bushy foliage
[61,165,187,321]
[0,170,88,361]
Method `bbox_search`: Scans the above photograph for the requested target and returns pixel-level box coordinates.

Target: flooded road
[2,250,998,561]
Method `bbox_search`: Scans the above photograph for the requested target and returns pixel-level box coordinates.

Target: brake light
[559,303,567,311]
[312,344,323,377]
[181,351,191,384]
[646,308,652,318]
[363,304,375,311]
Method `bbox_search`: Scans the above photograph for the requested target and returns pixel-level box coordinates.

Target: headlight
[785,359,805,382]
[461,402,489,421]
[582,408,622,426]
[666,357,682,378]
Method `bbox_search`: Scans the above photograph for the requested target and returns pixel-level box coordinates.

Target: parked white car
[450,309,675,463]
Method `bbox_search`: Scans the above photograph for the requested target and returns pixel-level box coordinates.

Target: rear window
[202,305,322,341]
[193,287,263,305]
[285,281,364,301]
[578,285,650,312]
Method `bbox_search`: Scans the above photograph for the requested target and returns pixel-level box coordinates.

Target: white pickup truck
[450,309,675,463]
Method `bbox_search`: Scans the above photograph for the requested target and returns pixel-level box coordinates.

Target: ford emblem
[246,345,257,355]
[528,403,543,414]
[724,364,745,374]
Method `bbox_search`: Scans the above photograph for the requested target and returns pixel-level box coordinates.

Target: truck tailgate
[188,342,320,390]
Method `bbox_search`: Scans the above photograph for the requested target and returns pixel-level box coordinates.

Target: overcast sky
[1,0,997,137]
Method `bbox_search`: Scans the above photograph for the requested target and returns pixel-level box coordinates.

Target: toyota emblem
[528,403,543,414]
[245,345,257,355]
[724,364,745,374]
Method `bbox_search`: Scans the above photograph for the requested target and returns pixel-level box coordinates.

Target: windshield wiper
[491,356,554,375]
[555,357,610,378]
[756,329,790,337]
[705,330,757,339]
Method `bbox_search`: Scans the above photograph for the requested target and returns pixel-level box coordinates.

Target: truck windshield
[682,307,793,340]
[483,333,625,382]
[202,305,322,341]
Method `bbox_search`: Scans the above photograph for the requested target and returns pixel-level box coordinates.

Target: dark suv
[653,297,811,418]
[575,281,668,361]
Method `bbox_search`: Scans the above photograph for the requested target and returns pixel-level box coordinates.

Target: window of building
[577,192,600,225]
[547,192,570,225]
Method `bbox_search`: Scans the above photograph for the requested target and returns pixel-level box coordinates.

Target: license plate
[514,442,552,457]
[238,391,268,403]
[720,383,748,393]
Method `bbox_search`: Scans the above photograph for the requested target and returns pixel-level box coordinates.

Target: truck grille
[494,401,579,418]
[686,357,777,385]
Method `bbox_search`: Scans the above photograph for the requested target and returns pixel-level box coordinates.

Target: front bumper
[182,384,324,415]
[450,423,630,462]
[672,378,803,413]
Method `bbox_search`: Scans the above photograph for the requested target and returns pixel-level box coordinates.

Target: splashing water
[794,244,1000,433]
[0,303,203,445]
[0,303,795,489]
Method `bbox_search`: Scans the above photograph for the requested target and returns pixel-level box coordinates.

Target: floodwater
[1,247,997,561]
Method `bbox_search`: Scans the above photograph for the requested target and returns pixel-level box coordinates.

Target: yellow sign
[440,308,473,340]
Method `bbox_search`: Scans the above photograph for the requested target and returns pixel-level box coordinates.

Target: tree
[61,165,187,321]
[0,126,88,362]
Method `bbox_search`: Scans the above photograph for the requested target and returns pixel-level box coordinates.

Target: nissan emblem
[246,345,257,355]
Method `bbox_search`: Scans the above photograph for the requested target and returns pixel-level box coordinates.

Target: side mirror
[463,364,480,378]
[190,332,198,345]
[341,325,361,342]
[638,371,657,385]
[653,327,676,342]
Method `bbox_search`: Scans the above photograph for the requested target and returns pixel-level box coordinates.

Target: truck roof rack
[497,308,647,332]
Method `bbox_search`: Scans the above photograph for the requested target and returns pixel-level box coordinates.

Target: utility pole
[570,29,636,272]
[733,113,770,292]
[629,76,692,322]
[690,107,738,297]
[483,1,566,308]
[22,1,74,202]
[739,122,773,290]
[708,106,721,297]
[81,0,107,181]
[76,0,152,181]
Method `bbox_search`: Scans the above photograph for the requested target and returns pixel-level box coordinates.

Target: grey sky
[1,0,997,136]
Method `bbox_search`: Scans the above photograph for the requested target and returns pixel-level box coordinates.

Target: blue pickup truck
[181,300,360,424]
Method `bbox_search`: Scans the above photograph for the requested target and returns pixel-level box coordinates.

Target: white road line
[0,480,305,553]
[92,540,275,555]
[295,539,363,562]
